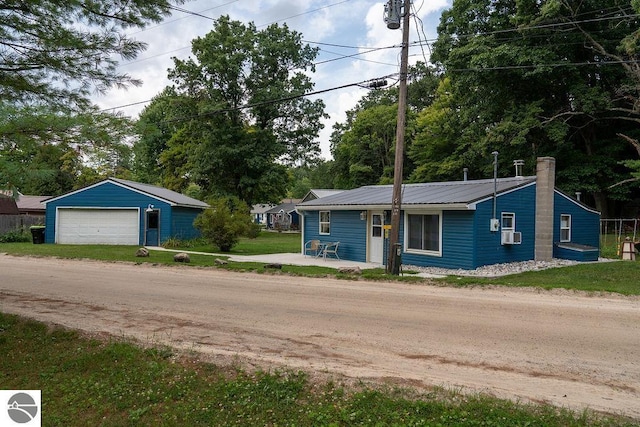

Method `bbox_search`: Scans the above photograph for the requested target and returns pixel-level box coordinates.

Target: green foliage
[136,16,325,204]
[0,104,135,195]
[330,63,438,188]
[194,197,254,252]
[0,229,30,243]
[0,0,182,109]
[428,0,640,212]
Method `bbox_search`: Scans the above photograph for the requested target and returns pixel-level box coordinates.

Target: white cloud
[94,0,451,158]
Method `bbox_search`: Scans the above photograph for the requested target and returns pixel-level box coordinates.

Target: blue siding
[44,181,203,244]
[552,192,600,259]
[473,185,537,267]
[302,210,367,262]
[401,211,476,270]
[554,245,599,261]
[171,207,202,241]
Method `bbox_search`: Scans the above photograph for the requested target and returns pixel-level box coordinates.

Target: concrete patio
[145,246,381,270]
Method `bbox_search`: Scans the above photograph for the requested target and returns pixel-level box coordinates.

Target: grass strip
[0,312,634,426]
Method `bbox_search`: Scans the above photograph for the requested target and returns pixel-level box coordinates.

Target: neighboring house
[300,189,345,203]
[0,195,19,215]
[0,194,44,234]
[15,194,48,217]
[250,203,275,225]
[266,200,301,230]
[43,178,208,245]
[296,157,600,269]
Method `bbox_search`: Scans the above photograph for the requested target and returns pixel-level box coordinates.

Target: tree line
[2,1,639,218]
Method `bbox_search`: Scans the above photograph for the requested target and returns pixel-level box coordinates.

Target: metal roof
[109,178,209,208]
[44,178,209,209]
[297,176,536,210]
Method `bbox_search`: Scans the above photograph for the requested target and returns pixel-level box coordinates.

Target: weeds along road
[1,254,639,418]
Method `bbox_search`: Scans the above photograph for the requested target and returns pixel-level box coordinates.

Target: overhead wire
[105,3,639,111]
[147,73,399,125]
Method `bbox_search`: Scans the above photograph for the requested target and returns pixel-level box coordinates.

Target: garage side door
[57,208,139,245]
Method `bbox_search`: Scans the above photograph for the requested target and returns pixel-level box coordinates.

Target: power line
[102,74,397,114]
[447,59,639,73]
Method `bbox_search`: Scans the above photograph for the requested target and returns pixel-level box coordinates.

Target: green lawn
[1,230,639,294]
[186,230,302,255]
[439,260,640,295]
[0,312,633,426]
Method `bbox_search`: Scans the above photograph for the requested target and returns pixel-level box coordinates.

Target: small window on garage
[560,214,571,242]
[319,211,330,235]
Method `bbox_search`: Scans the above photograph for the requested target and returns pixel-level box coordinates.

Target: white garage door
[57,208,139,244]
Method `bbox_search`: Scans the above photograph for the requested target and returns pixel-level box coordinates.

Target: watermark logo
[1,391,41,426]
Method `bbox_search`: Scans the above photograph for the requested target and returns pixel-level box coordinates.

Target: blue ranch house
[43,178,208,245]
[296,157,600,270]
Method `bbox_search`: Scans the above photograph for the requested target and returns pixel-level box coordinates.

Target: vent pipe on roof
[513,159,524,177]
[463,167,468,181]
[575,191,582,202]
[490,151,500,232]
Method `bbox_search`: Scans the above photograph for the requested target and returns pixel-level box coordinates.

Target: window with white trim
[501,212,515,231]
[560,214,571,242]
[406,212,441,255]
[319,211,330,235]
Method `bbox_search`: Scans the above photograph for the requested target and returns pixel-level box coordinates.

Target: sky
[93,0,452,159]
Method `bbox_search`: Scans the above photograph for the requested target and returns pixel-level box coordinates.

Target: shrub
[194,197,253,252]
[0,229,31,243]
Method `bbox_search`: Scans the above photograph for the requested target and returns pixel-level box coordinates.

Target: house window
[501,212,515,231]
[319,211,330,235]
[406,213,440,255]
[560,214,571,242]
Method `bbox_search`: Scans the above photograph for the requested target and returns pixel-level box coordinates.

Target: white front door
[369,212,384,263]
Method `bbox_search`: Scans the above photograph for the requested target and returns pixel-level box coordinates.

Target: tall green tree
[330,63,439,188]
[1,0,183,109]
[0,104,135,194]
[429,0,640,215]
[142,16,326,205]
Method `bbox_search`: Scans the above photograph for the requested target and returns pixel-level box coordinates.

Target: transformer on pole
[384,0,402,29]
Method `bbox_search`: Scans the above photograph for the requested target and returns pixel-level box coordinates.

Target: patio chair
[323,241,340,260]
[304,239,322,257]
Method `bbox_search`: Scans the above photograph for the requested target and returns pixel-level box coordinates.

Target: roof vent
[513,159,524,177]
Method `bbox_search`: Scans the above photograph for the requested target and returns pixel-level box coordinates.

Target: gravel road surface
[0,255,638,418]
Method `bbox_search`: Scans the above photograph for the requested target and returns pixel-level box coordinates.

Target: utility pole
[386,0,410,275]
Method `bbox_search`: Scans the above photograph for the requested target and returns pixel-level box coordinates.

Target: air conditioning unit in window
[501,231,522,245]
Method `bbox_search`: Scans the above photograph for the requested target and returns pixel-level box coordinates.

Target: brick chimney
[535,157,555,261]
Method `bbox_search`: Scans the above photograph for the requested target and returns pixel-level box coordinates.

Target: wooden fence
[0,215,44,234]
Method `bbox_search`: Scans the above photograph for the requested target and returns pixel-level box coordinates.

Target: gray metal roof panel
[297,176,536,208]
[109,178,209,208]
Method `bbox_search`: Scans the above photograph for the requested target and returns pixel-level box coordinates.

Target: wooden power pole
[387,0,410,274]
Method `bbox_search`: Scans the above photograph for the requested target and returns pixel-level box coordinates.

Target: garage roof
[44,178,209,209]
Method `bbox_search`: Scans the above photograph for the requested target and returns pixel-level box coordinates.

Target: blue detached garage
[43,178,208,245]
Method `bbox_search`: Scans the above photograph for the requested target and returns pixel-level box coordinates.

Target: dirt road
[1,255,639,418]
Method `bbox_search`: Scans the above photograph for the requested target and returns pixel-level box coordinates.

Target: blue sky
[94,0,452,158]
